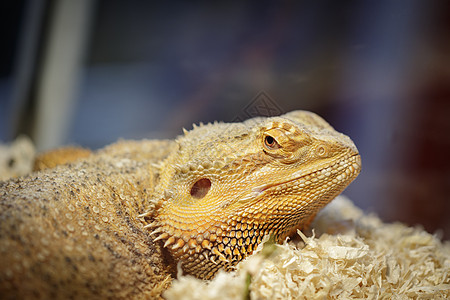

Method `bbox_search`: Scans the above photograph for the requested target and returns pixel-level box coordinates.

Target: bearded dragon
[0,111,361,298]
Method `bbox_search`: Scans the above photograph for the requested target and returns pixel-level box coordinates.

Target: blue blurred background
[1,0,449,238]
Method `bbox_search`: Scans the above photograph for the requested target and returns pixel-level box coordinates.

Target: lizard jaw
[251,153,361,198]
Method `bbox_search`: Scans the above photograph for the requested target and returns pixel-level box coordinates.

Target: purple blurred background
[1,0,449,238]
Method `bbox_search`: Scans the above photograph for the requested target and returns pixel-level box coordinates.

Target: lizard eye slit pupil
[190,178,211,199]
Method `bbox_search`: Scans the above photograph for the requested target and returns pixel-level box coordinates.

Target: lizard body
[0,111,360,298]
[1,140,176,299]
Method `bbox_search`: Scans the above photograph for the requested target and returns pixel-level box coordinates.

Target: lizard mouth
[252,153,361,196]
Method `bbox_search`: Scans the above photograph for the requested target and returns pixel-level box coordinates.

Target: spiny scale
[149,226,163,235]
[163,236,176,248]
[138,211,152,218]
[153,233,169,242]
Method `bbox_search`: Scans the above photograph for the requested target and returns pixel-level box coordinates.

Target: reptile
[0,110,361,298]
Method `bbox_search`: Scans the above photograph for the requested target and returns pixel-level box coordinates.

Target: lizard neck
[155,204,269,279]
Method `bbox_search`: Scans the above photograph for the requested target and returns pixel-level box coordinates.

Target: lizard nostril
[190,178,211,199]
[315,144,328,157]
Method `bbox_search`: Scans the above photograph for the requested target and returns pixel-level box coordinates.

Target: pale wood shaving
[0,136,35,181]
[164,196,450,299]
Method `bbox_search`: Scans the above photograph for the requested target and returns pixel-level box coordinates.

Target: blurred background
[0,0,449,238]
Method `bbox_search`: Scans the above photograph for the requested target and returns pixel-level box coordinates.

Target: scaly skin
[0,110,360,297]
[0,140,176,299]
[144,110,361,279]
[33,146,92,171]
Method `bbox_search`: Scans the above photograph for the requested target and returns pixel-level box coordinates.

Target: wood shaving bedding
[165,196,450,299]
[1,136,448,298]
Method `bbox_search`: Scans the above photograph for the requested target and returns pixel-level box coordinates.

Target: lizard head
[147,110,361,279]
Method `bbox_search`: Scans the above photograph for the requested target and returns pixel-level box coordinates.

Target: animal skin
[0,111,361,299]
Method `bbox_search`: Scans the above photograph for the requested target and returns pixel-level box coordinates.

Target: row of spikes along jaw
[139,118,361,280]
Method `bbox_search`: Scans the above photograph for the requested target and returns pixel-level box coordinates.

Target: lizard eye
[264,135,280,150]
[190,178,211,199]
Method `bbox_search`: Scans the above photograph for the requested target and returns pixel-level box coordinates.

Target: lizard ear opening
[190,178,211,199]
